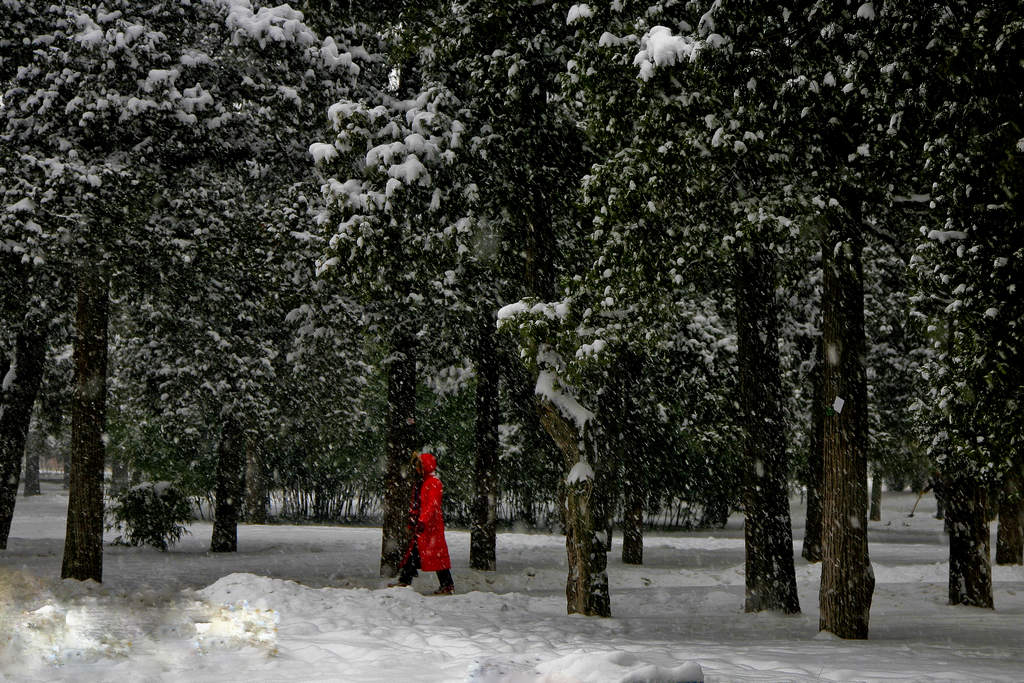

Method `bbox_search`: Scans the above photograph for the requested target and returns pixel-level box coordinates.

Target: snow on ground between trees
[2,484,1024,681]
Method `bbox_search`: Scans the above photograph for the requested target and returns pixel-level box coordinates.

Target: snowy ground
[3,484,1024,682]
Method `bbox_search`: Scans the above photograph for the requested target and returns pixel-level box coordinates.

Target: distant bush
[107,481,193,551]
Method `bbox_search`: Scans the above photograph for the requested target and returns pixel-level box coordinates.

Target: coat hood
[419,452,437,475]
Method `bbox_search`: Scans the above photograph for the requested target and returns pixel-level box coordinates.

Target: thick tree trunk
[61,266,109,581]
[869,469,883,522]
[945,475,993,606]
[471,311,500,571]
[0,330,47,548]
[211,418,247,552]
[538,402,610,617]
[735,245,800,614]
[244,439,268,524]
[802,338,825,562]
[380,332,418,577]
[818,219,874,639]
[996,458,1023,565]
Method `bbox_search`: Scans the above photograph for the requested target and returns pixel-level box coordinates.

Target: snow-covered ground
[3,483,1024,682]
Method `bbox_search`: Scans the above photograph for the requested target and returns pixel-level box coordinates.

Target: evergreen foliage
[107,480,193,551]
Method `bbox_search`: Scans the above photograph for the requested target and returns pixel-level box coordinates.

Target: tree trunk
[380,332,418,577]
[996,457,1023,565]
[802,337,825,562]
[538,402,610,617]
[23,445,41,497]
[869,468,882,522]
[244,439,268,524]
[471,311,500,571]
[622,485,644,565]
[818,218,874,639]
[945,474,993,606]
[609,351,643,564]
[61,265,109,581]
[0,329,47,548]
[211,418,247,552]
[108,456,129,496]
[735,244,800,614]
[23,417,43,496]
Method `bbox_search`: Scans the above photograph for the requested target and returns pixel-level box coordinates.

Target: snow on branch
[223,0,317,48]
[496,300,569,322]
[536,370,594,430]
[566,460,595,484]
[634,27,698,80]
[927,229,968,243]
[633,24,730,81]
[566,4,594,25]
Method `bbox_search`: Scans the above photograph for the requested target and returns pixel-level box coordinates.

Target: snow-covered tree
[910,2,1024,601]
[311,72,481,574]
[562,0,807,616]
[419,0,593,574]
[3,0,366,578]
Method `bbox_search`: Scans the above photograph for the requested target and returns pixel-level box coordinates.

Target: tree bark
[945,474,993,606]
[23,445,41,497]
[538,402,610,617]
[108,456,129,496]
[869,468,883,522]
[471,311,500,571]
[818,218,874,639]
[609,351,643,565]
[802,338,825,562]
[380,331,418,577]
[735,244,800,614]
[0,329,47,548]
[61,265,109,581]
[211,418,247,552]
[622,485,644,565]
[244,439,268,524]
[996,457,1023,565]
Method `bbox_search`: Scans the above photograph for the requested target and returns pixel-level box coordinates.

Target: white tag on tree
[833,397,845,414]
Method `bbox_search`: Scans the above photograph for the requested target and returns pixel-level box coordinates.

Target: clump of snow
[566,3,594,25]
[927,229,968,243]
[566,460,595,485]
[387,154,430,185]
[2,361,16,391]
[497,301,529,320]
[634,26,696,80]
[223,0,316,48]
[856,3,876,20]
[7,198,35,214]
[575,339,607,359]
[308,142,338,164]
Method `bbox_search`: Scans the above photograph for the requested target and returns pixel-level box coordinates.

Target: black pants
[399,544,454,589]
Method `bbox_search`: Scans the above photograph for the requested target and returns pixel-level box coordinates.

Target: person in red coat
[396,451,454,594]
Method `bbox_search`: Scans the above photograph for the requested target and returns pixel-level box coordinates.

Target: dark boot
[434,569,454,594]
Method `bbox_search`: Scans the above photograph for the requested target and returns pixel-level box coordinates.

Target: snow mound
[536,650,703,682]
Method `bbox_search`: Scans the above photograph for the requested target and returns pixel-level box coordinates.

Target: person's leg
[435,569,454,593]
[396,545,420,586]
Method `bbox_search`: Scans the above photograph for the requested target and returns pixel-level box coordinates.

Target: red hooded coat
[414,452,451,572]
